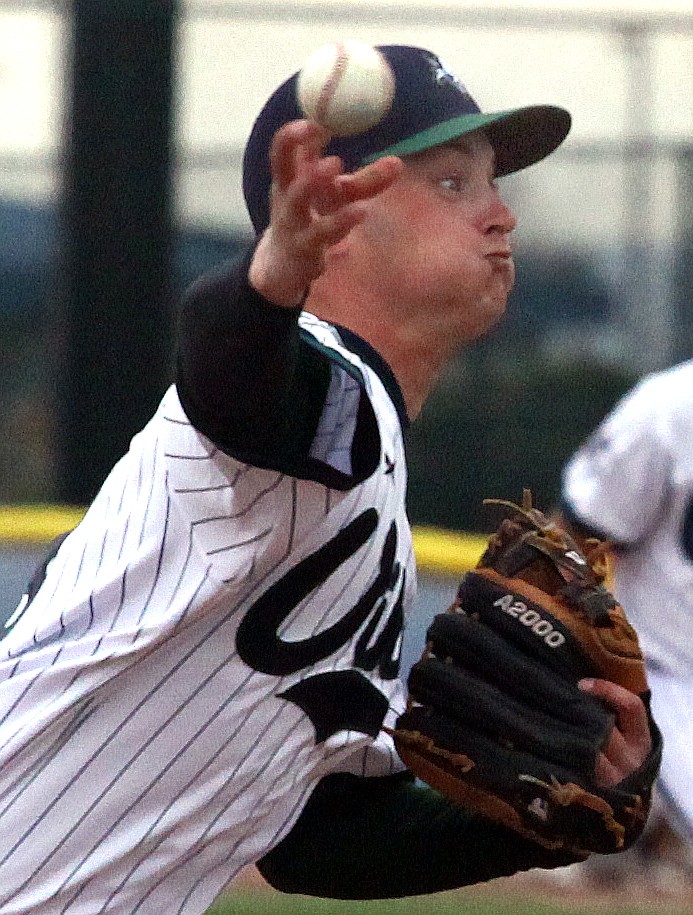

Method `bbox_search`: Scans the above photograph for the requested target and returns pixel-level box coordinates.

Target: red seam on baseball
[316,42,348,126]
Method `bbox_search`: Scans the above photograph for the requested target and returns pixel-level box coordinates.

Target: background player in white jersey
[561,360,693,877]
[0,44,656,913]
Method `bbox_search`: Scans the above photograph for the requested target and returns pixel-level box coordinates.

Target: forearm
[256,772,579,899]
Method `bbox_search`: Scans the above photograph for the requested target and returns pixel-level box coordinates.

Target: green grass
[206,887,687,915]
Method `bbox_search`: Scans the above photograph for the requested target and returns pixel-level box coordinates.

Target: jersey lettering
[237,508,404,742]
[278,670,389,741]
[353,520,404,680]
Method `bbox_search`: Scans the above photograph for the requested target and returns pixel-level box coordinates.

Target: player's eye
[438,174,465,193]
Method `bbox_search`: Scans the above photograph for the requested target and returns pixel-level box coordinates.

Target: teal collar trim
[332,324,410,433]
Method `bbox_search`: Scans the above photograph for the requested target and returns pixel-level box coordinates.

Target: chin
[460,297,508,344]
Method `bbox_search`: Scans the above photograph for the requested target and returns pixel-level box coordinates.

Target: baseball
[296,40,395,136]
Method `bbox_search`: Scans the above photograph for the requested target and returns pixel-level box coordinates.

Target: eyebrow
[436,136,498,173]
[404,135,497,174]
[406,139,475,165]
[439,139,475,154]
[440,134,492,155]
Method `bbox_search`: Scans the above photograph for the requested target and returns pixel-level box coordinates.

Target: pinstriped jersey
[0,314,414,914]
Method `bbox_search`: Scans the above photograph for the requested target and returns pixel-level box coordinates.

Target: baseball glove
[392,491,661,857]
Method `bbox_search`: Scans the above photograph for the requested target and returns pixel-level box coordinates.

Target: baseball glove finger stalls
[424,611,613,731]
[406,656,611,772]
[456,572,605,683]
[475,492,648,694]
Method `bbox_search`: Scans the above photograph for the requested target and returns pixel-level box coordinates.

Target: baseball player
[0,45,654,913]
[562,360,693,861]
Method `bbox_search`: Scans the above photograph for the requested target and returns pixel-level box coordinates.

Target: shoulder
[597,363,690,440]
[626,360,693,410]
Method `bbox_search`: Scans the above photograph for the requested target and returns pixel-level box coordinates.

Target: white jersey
[562,360,693,842]
[562,360,693,677]
[0,315,414,914]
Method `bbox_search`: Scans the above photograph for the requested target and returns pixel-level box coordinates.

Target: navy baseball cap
[243,44,571,234]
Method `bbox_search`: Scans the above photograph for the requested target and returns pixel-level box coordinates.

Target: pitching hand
[249,120,403,307]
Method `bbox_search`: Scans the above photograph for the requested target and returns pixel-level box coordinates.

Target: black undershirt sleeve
[176,245,331,466]
[256,772,580,899]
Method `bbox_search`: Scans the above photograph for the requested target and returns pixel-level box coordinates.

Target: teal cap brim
[364,105,571,176]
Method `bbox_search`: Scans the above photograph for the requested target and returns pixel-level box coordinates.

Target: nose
[486,190,516,236]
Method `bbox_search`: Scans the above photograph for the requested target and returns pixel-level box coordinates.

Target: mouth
[487,251,514,272]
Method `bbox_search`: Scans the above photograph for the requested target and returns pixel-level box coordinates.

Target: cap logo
[427,53,467,94]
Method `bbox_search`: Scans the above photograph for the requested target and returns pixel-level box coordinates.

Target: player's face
[355,132,516,343]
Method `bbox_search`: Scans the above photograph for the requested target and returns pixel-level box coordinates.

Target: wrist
[249,231,310,308]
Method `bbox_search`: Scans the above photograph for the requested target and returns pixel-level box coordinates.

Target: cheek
[358,205,406,256]
[358,208,424,285]
[437,247,514,341]
[469,260,515,332]
[490,257,516,298]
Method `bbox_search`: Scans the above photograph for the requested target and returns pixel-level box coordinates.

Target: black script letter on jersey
[236,509,405,742]
[278,670,389,742]
[237,509,403,677]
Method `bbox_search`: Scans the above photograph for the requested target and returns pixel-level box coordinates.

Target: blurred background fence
[1,0,692,530]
